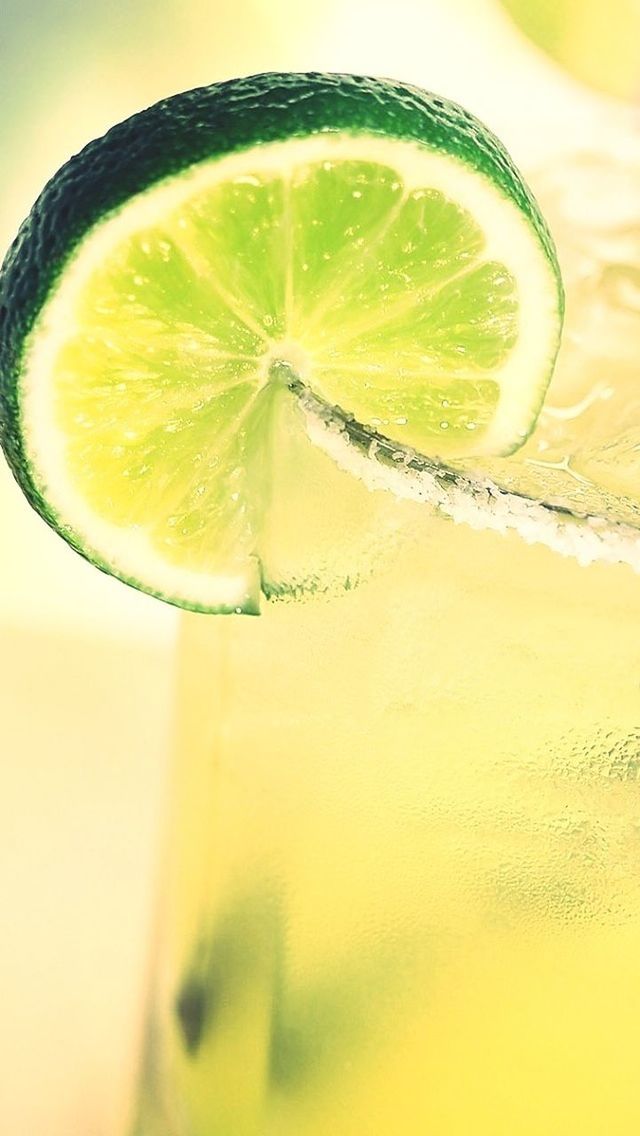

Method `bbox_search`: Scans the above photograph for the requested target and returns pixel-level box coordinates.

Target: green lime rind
[0,72,563,612]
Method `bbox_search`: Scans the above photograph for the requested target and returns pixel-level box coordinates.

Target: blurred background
[0,1,635,1133]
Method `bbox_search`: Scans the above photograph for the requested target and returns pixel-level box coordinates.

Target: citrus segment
[298,183,486,339]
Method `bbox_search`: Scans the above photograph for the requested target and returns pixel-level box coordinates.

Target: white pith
[21,132,561,607]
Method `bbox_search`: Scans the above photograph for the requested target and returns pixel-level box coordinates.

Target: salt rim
[301,392,640,573]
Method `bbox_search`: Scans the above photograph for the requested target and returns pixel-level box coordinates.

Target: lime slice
[0,73,563,612]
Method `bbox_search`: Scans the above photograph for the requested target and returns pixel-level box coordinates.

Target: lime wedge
[0,73,563,612]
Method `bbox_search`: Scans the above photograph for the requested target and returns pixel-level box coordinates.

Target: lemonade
[133,519,640,1136]
[130,147,640,1134]
[1,73,638,1136]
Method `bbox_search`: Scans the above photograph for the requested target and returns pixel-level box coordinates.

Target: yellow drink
[133,510,640,1135]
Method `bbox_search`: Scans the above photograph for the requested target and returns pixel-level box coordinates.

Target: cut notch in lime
[0,73,563,613]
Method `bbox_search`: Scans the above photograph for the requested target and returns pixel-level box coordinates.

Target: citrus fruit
[0,72,563,612]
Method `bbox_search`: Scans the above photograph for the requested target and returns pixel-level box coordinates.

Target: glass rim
[302,389,640,573]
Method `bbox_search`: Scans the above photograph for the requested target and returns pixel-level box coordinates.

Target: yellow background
[0,2,623,1133]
